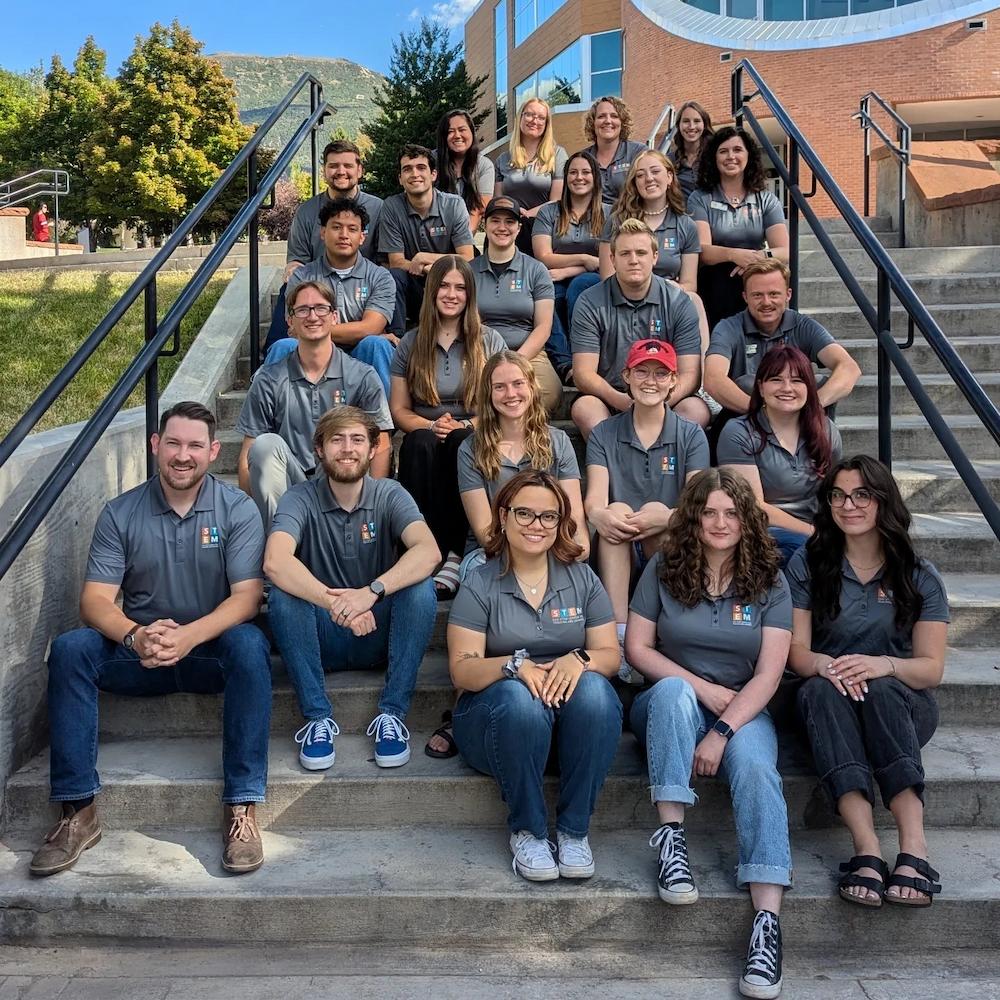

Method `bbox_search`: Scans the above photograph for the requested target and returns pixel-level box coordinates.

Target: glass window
[538,41,582,107]
[514,77,536,111]
[763,0,803,18]
[495,1,508,139]
[727,0,758,16]
[514,0,566,45]
[591,30,621,72]
[682,0,722,10]
[591,70,622,98]
[807,0,847,13]
[850,0,893,11]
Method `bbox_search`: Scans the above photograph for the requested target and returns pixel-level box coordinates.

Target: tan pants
[530,352,563,415]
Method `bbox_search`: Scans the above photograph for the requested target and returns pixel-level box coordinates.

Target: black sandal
[838,854,889,908]
[884,852,941,908]
[423,710,457,759]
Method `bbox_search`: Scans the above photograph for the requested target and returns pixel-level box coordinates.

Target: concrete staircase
[1,219,999,971]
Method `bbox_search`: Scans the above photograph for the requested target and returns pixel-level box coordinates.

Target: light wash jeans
[263,336,394,396]
[630,675,792,888]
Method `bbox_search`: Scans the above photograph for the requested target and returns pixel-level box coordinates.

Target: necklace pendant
[529,586,537,595]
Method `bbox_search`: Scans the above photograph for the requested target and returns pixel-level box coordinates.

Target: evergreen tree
[361,19,487,199]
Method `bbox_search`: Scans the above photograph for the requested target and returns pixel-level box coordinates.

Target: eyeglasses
[291,303,334,318]
[630,367,672,383]
[828,488,875,509]
[506,506,561,528]
[522,112,547,123]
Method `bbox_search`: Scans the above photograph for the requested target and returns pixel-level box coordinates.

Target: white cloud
[408,7,422,19]
[426,0,481,29]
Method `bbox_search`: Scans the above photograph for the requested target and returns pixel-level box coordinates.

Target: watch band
[571,647,591,669]
[712,719,735,741]
[123,624,140,649]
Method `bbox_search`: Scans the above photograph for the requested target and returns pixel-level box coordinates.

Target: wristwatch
[571,647,591,670]
[712,719,735,741]
[368,580,386,603]
[502,648,528,680]
[122,624,140,650]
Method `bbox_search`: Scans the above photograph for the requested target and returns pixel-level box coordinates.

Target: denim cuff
[222,794,267,805]
[50,785,101,802]
[736,862,793,889]
[649,782,697,806]
[821,761,876,810]
[874,754,925,809]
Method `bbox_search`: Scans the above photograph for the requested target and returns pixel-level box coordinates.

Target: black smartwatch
[368,580,386,603]
[571,647,591,670]
[712,719,735,741]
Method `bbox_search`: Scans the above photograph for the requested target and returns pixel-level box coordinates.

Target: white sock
[616,623,627,644]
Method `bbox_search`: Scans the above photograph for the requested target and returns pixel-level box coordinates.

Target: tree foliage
[260,177,300,241]
[361,19,488,199]
[0,67,43,173]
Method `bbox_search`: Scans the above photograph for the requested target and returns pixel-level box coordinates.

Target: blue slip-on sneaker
[366,713,411,768]
[294,717,340,770]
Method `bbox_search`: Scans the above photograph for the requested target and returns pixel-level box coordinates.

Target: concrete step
[799,272,1000,308]
[0,825,996,949]
[799,244,1000,278]
[894,460,1000,512]
[800,231,901,251]
[837,374,1000,418]
[7,725,999,836]
[832,414,999,461]
[942,573,1000,646]
[837,334,1000,377]
[807,216,895,235]
[801,302,1000,339]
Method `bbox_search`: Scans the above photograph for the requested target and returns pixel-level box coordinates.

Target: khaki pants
[530,352,563,415]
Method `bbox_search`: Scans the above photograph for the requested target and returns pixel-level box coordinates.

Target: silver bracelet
[883,655,896,676]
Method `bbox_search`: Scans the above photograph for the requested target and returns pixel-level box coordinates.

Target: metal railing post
[248,150,261,372]
[53,188,60,257]
[144,282,158,478]
[898,120,909,249]
[310,82,319,196]
[876,269,892,469]
[788,138,800,311]
[861,95,871,219]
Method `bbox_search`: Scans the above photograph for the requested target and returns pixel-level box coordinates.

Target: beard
[160,463,205,493]
[320,450,371,484]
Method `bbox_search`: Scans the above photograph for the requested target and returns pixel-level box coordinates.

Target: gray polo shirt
[585,140,647,204]
[457,427,580,502]
[717,412,843,522]
[586,406,710,511]
[673,160,698,203]
[471,251,555,350]
[495,147,569,210]
[571,275,702,391]
[85,474,264,627]
[630,552,792,691]
[378,190,473,259]
[390,325,507,421]
[707,308,837,394]
[287,253,396,324]
[454,155,496,205]
[449,555,613,660]
[600,211,700,281]
[534,201,601,257]
[286,189,384,264]
[688,186,784,250]
[786,549,950,659]
[236,349,393,472]
[272,476,423,589]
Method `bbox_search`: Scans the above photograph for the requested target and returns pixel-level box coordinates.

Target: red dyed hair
[747,346,833,478]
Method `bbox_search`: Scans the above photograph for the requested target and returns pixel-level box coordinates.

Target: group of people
[32,95,946,1000]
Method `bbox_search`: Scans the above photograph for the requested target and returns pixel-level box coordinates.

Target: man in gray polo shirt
[571,218,706,439]
[379,144,474,333]
[264,406,439,771]
[265,198,397,394]
[31,402,271,879]
[237,281,394,527]
[705,258,861,415]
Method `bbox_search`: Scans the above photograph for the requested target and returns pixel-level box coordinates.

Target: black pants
[397,427,475,558]
[797,675,938,811]
[515,218,535,256]
[697,260,746,333]
[389,269,426,335]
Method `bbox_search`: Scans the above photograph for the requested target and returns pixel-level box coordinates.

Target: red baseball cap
[625,338,677,372]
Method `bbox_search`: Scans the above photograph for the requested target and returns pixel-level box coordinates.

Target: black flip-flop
[424,710,457,759]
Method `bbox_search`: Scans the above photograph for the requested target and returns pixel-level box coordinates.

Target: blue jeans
[268,579,436,722]
[47,624,272,803]
[769,526,809,569]
[550,273,601,377]
[453,672,623,838]
[264,336,394,396]
[630,676,792,887]
[389,269,425,336]
[263,283,290,354]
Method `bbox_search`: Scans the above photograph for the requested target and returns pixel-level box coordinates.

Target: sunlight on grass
[0,270,233,436]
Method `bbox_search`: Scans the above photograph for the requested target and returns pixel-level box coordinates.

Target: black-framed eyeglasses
[291,303,334,318]
[506,506,561,528]
[829,488,874,509]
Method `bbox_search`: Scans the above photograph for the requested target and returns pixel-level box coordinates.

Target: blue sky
[1,0,478,76]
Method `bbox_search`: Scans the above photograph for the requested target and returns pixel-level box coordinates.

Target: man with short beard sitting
[264,406,440,772]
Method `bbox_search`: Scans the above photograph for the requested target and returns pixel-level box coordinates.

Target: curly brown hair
[484,469,583,572]
[583,96,634,144]
[658,469,780,608]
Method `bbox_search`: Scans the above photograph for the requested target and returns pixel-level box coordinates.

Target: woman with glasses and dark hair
[436,109,494,233]
[582,95,647,206]
[448,469,622,882]
[787,455,949,910]
[532,151,605,383]
[625,468,792,1000]
[688,126,789,332]
[669,100,714,203]
[717,346,841,566]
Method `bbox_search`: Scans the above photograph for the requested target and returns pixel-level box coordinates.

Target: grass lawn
[0,270,233,437]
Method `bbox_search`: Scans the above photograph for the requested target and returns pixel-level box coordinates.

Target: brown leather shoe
[30,803,102,876]
[222,803,264,874]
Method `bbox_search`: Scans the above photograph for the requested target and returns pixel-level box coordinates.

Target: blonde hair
[610,216,659,256]
[611,149,686,229]
[472,351,554,482]
[741,257,791,287]
[509,98,557,174]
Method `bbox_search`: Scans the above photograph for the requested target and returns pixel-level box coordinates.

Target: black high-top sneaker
[739,909,783,998]
[648,822,698,904]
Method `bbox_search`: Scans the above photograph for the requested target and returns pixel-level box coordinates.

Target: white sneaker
[509,830,559,881]
[556,831,595,878]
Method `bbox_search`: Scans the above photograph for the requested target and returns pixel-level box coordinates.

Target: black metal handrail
[732,59,1000,543]
[0,74,332,581]
[0,168,71,255]
[853,91,911,248]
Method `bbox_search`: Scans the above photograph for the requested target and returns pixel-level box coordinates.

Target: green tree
[84,20,252,236]
[0,68,43,173]
[361,19,487,199]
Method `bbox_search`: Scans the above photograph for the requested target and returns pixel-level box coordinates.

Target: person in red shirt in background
[32,203,51,243]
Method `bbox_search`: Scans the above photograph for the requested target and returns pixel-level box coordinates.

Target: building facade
[465,0,1000,212]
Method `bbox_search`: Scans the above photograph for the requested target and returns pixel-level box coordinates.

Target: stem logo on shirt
[746,343,759,356]
[509,278,524,292]
[661,454,677,475]
[360,521,377,544]
[200,526,220,547]
[649,318,663,336]
[331,389,346,404]
[550,606,584,624]
[662,236,677,251]
[428,225,447,237]
[354,285,369,303]
[876,586,893,604]
[731,602,754,626]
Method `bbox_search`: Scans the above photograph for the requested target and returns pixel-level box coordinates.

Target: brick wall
[621,3,1000,215]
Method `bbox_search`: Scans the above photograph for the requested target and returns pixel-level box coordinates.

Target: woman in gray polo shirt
[625,469,792,999]
[582,95,647,206]
[435,109,495,233]
[448,470,622,882]
[787,456,949,910]
[718,346,841,567]
[668,100,714,205]
[390,255,507,596]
